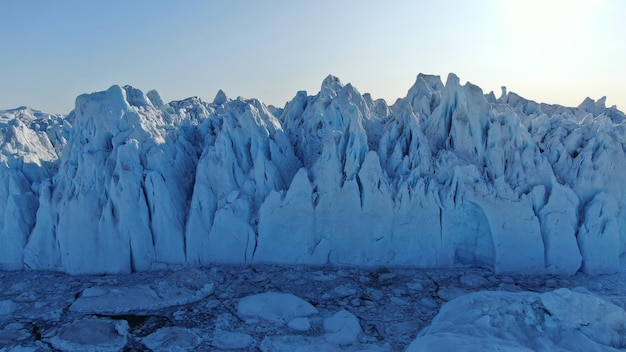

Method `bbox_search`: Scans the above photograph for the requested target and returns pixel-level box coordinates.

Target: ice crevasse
[1,73,625,275]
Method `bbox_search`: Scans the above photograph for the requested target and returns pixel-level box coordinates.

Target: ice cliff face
[0,107,69,270]
[3,74,626,275]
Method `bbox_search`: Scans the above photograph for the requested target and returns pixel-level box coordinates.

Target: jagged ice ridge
[1,73,625,275]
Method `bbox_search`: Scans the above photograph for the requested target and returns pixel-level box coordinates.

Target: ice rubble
[1,264,626,350]
[70,269,214,314]
[237,291,384,351]
[237,292,318,324]
[406,288,626,351]
[141,327,204,351]
[47,317,129,352]
[2,74,626,274]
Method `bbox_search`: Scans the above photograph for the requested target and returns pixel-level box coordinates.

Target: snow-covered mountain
[2,74,625,275]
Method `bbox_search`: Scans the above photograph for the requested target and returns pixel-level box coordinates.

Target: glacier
[2,73,626,275]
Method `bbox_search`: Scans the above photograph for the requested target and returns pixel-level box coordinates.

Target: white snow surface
[1,74,626,274]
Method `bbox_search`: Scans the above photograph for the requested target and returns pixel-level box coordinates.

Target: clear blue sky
[1,0,624,113]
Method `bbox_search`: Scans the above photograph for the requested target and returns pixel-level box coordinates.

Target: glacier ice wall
[0,107,69,270]
[3,74,626,275]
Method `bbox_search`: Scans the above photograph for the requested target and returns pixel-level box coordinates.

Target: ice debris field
[1,73,626,350]
[1,265,626,351]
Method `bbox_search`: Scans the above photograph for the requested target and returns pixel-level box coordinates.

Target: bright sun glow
[504,0,599,44]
